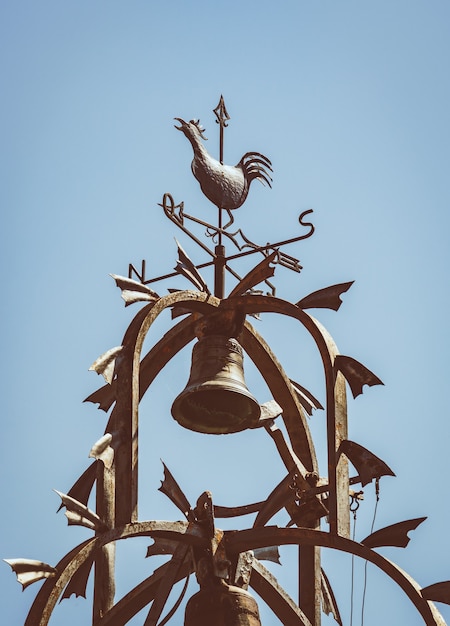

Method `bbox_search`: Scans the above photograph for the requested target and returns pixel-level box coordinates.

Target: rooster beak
[174,117,185,131]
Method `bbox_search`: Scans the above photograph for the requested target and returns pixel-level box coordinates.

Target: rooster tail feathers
[240,151,273,169]
[245,166,272,187]
[239,151,273,188]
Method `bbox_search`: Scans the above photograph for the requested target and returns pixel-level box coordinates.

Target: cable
[350,513,356,626]
[361,479,380,625]
[349,493,360,626]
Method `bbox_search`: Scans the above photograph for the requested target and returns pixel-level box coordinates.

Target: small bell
[171,334,261,434]
[184,583,261,626]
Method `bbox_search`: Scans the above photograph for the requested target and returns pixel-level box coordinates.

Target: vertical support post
[334,371,350,537]
[112,348,139,526]
[93,461,116,623]
[326,370,350,537]
[299,543,322,626]
[214,244,226,299]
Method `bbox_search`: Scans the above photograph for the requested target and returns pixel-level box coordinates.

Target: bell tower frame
[5,97,450,626]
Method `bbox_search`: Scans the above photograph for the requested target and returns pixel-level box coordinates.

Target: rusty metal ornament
[184,582,262,626]
[171,333,261,434]
[171,306,261,434]
[6,97,450,626]
[174,117,272,213]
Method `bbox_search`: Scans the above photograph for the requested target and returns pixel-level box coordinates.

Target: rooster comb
[190,119,207,140]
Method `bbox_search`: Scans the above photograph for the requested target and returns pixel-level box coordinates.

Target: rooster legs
[221,207,235,230]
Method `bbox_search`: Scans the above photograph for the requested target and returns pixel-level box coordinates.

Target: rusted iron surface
[213,501,264,518]
[225,294,352,537]
[93,443,116,622]
[17,285,435,625]
[4,560,56,590]
[184,583,262,626]
[89,345,124,384]
[320,568,342,625]
[54,490,107,532]
[251,559,312,626]
[11,99,449,626]
[175,239,211,294]
[100,290,331,527]
[172,334,261,434]
[224,527,447,626]
[143,543,190,626]
[111,274,159,306]
[339,439,395,487]
[361,517,427,549]
[174,117,272,213]
[422,583,450,606]
[158,462,195,522]
[89,434,114,469]
[334,354,383,399]
[234,551,255,589]
[296,281,354,311]
[56,461,97,511]
[61,556,93,600]
[289,379,324,416]
[227,250,277,298]
[24,521,195,626]
[97,289,339,623]
[97,558,193,625]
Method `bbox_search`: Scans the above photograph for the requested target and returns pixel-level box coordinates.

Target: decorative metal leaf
[143,543,190,626]
[89,433,114,469]
[339,440,395,486]
[421,581,450,605]
[250,399,282,428]
[4,559,56,590]
[290,379,324,415]
[121,290,159,307]
[174,239,210,293]
[159,462,195,521]
[234,551,255,589]
[321,568,342,625]
[253,473,293,528]
[361,517,427,548]
[83,383,116,412]
[146,539,180,558]
[288,495,329,527]
[228,251,277,297]
[60,557,94,600]
[111,274,159,306]
[253,547,281,564]
[296,281,354,311]
[57,462,98,512]
[213,501,263,519]
[89,346,123,384]
[334,354,383,398]
[54,490,107,532]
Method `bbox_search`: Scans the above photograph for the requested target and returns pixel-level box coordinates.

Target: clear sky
[1,2,450,625]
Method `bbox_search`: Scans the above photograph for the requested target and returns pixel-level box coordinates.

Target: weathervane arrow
[213,94,230,165]
[213,95,231,248]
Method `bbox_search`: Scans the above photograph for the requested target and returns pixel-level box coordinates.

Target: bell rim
[171,384,261,435]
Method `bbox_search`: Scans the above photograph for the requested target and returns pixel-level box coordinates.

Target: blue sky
[1,2,450,624]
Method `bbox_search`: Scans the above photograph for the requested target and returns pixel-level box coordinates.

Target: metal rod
[143,229,312,286]
[214,244,225,299]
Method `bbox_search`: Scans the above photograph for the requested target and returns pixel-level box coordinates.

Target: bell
[184,583,261,626]
[171,334,261,434]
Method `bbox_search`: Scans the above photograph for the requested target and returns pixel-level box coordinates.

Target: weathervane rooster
[174,116,272,223]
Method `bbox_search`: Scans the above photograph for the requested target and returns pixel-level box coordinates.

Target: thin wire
[350,506,357,626]
[361,479,380,625]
